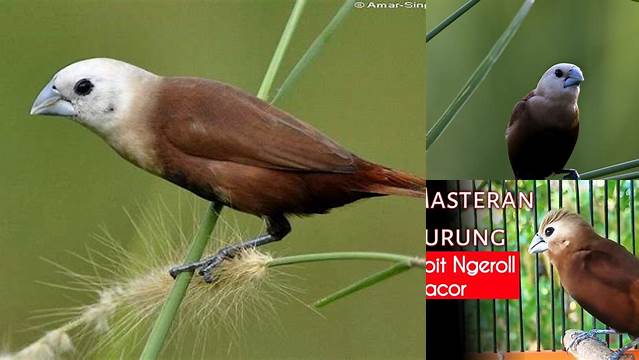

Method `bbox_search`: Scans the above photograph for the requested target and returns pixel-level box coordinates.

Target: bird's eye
[544,227,555,237]
[554,69,564,78]
[74,79,94,96]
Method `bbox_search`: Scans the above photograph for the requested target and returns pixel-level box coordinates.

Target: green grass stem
[140,202,223,360]
[580,159,639,179]
[267,252,424,308]
[313,263,412,308]
[426,0,481,43]
[257,0,307,100]
[267,251,424,268]
[271,0,356,103]
[426,0,534,150]
[605,170,639,180]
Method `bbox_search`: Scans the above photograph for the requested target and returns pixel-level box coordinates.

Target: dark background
[426,180,465,359]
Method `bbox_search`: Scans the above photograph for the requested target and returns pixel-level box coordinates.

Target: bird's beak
[30,79,76,116]
[528,234,548,254]
[563,67,584,88]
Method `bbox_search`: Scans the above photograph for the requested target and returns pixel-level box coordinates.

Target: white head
[535,63,584,102]
[528,209,590,259]
[30,58,158,136]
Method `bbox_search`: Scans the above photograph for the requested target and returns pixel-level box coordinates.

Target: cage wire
[458,180,637,353]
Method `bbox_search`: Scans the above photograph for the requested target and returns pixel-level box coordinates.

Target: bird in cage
[506,63,584,180]
[29,58,425,283]
[529,209,639,360]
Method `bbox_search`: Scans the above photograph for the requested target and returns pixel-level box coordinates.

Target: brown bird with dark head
[529,209,639,359]
[506,63,584,179]
[30,58,425,282]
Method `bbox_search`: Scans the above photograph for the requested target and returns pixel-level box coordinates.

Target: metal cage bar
[461,180,639,353]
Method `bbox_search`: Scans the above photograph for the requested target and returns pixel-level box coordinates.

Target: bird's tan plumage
[537,209,639,337]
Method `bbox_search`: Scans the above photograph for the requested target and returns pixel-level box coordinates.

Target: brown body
[539,211,639,337]
[506,91,579,179]
[30,58,425,280]
[556,237,639,337]
[129,77,424,217]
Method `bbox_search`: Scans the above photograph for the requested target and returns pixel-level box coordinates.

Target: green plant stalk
[267,251,425,268]
[580,159,639,179]
[257,0,307,100]
[141,1,307,357]
[268,252,424,308]
[271,0,356,103]
[426,0,534,150]
[606,170,639,180]
[426,0,481,43]
[140,202,223,360]
[313,263,411,308]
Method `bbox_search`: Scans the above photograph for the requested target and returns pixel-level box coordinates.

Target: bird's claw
[609,348,634,360]
[198,255,226,283]
[168,245,238,283]
[568,329,611,350]
[560,169,580,180]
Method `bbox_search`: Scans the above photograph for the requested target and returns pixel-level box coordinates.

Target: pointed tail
[362,165,425,198]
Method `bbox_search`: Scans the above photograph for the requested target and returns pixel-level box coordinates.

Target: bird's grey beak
[30,79,76,116]
[563,67,584,88]
[528,234,548,254]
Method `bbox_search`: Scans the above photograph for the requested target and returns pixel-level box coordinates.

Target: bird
[30,58,425,282]
[528,209,639,360]
[506,63,584,179]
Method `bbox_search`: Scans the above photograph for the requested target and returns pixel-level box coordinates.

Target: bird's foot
[169,245,239,283]
[609,337,639,360]
[568,329,616,350]
[169,215,290,283]
[557,168,580,180]
[609,348,633,360]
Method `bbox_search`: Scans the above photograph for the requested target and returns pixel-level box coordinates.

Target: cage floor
[466,350,639,359]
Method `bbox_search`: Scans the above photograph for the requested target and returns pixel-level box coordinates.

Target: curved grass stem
[257,0,307,100]
[426,0,481,43]
[271,0,356,103]
[426,0,534,150]
[580,159,639,179]
[268,252,425,308]
[314,263,411,308]
[267,251,424,268]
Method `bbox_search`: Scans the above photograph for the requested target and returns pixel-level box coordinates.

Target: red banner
[425,251,520,299]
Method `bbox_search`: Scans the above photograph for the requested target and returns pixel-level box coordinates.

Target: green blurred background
[0,1,424,359]
[427,0,639,179]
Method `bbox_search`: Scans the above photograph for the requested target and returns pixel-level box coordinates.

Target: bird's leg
[610,337,639,360]
[556,168,580,180]
[568,329,617,350]
[169,215,291,283]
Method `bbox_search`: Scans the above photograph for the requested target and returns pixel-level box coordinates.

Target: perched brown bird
[30,58,425,282]
[529,209,639,359]
[506,63,584,179]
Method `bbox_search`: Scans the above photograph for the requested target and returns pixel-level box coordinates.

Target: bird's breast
[528,97,579,129]
[105,119,163,175]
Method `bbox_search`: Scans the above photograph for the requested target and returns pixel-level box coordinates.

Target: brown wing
[567,239,639,335]
[155,77,357,173]
[506,91,535,132]
[583,239,639,289]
